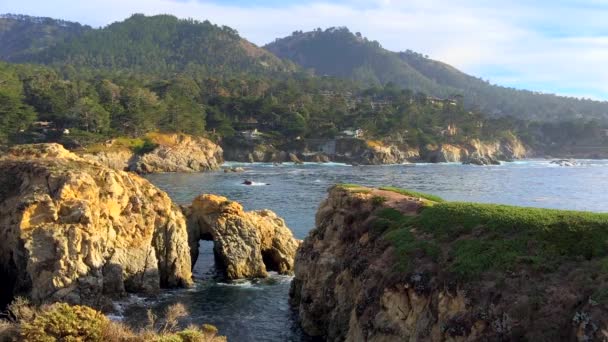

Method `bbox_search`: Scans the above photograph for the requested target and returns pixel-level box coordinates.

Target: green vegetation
[336,184,372,193]
[379,186,445,202]
[369,188,608,279]
[267,27,608,123]
[0,14,90,62]
[0,14,605,150]
[0,299,226,342]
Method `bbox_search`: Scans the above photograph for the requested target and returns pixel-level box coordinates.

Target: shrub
[20,303,109,342]
[1,301,225,342]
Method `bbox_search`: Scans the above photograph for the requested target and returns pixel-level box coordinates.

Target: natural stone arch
[183,194,300,280]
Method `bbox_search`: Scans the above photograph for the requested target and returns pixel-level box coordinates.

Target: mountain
[1,14,295,76]
[265,27,608,122]
[0,14,90,61]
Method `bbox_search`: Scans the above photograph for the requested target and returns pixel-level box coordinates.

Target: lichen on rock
[183,194,300,279]
[0,144,192,310]
[82,133,223,174]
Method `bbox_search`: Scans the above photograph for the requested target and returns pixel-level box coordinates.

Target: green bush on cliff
[0,300,225,342]
[20,303,109,341]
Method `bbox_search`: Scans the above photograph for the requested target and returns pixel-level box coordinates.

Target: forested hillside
[0,14,90,61]
[0,14,606,154]
[5,14,296,76]
[266,27,608,122]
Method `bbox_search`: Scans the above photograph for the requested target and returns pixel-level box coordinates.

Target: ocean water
[122,159,608,341]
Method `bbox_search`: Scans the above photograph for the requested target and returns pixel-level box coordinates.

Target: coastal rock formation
[83,133,223,174]
[132,134,223,174]
[83,148,135,171]
[0,144,192,309]
[422,135,527,164]
[291,185,608,341]
[183,194,300,279]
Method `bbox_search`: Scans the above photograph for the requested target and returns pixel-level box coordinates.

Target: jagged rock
[82,148,135,171]
[291,185,608,341]
[422,135,527,164]
[289,153,303,164]
[131,134,223,174]
[463,153,501,165]
[551,159,578,167]
[82,134,223,174]
[223,166,245,173]
[0,144,192,309]
[183,194,300,279]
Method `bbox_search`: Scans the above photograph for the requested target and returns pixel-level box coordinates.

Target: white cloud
[2,0,608,99]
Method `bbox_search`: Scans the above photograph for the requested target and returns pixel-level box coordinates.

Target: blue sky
[2,0,608,101]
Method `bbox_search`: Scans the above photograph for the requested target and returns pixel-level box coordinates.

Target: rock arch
[183,195,300,280]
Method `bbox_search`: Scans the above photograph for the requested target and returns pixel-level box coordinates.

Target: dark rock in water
[243,180,253,185]
[463,156,501,166]
[551,159,577,167]
[289,153,304,164]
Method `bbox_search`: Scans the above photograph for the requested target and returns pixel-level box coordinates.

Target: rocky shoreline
[83,133,224,174]
[290,185,608,341]
[222,134,528,166]
[0,143,299,312]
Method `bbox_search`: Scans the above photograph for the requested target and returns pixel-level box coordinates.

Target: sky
[2,0,608,100]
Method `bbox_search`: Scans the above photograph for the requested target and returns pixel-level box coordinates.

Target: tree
[68,97,110,133]
[117,86,162,136]
[0,93,36,143]
[161,94,206,135]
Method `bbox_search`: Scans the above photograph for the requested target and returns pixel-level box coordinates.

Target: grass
[378,186,445,203]
[336,184,372,194]
[357,186,608,279]
[415,202,608,278]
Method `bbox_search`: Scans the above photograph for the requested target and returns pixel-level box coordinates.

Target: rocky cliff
[222,134,526,165]
[421,134,527,164]
[183,194,300,279]
[291,185,608,341]
[83,133,223,173]
[0,144,192,310]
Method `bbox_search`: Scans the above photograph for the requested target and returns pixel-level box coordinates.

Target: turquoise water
[123,160,608,341]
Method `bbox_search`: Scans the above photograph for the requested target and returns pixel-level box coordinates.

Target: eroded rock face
[291,186,607,341]
[184,194,300,279]
[83,134,223,174]
[421,135,527,164]
[0,144,192,309]
[132,134,223,174]
[83,149,135,171]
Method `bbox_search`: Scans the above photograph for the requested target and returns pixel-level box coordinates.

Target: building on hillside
[240,128,262,140]
[428,96,458,106]
[339,129,364,138]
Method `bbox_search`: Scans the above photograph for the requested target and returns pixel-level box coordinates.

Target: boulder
[551,159,578,167]
[131,134,223,174]
[82,134,223,174]
[183,194,300,279]
[223,166,245,173]
[0,144,192,309]
[82,148,135,171]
